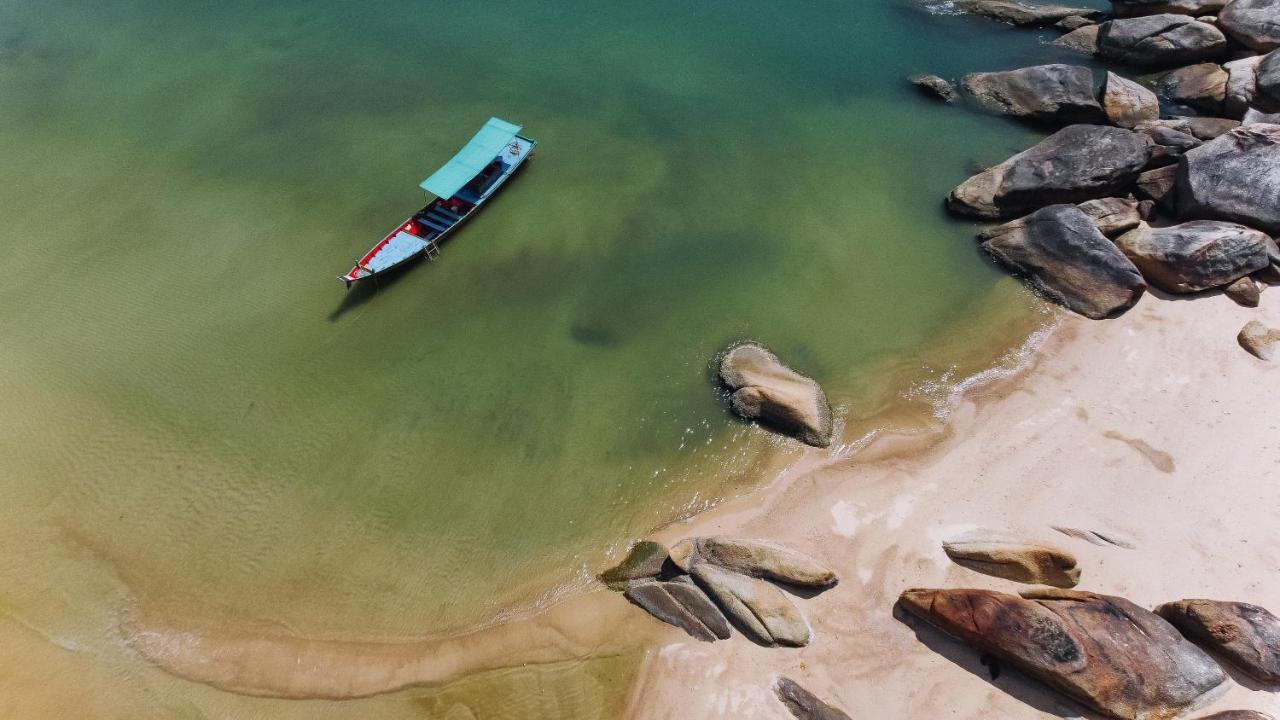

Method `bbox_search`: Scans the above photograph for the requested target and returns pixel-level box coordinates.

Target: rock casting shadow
[892,600,1109,720]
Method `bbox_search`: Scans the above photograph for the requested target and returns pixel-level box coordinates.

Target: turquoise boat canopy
[419,117,522,199]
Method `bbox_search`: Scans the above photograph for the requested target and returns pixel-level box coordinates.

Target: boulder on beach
[1225,55,1264,118]
[1149,116,1241,140]
[910,73,958,102]
[1225,276,1263,306]
[961,64,1105,123]
[948,125,1152,219]
[942,534,1082,587]
[1156,599,1280,685]
[600,540,669,590]
[691,564,811,647]
[1113,0,1227,17]
[1078,197,1143,236]
[1137,164,1180,209]
[1138,123,1204,166]
[898,588,1228,720]
[1258,50,1280,111]
[1239,319,1280,359]
[1175,123,1280,234]
[1103,71,1161,128]
[979,204,1148,318]
[774,677,853,720]
[954,0,1103,26]
[665,576,733,640]
[1218,0,1280,52]
[1054,24,1102,53]
[1114,221,1277,292]
[624,581,719,642]
[1159,63,1229,114]
[719,342,833,448]
[1097,14,1229,67]
[672,536,838,588]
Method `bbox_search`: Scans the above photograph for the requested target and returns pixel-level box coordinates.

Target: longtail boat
[338,117,535,288]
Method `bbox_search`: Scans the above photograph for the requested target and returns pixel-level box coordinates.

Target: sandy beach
[111,282,1280,719]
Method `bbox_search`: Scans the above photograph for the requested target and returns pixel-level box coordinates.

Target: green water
[0,0,1100,714]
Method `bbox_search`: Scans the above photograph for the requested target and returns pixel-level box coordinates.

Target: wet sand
[120,288,1279,719]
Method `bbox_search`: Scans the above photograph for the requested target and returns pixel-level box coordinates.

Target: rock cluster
[602,537,836,647]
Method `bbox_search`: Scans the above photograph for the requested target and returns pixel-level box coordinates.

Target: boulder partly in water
[719,343,833,448]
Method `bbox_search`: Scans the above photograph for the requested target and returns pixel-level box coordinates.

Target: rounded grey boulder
[1218,0,1280,52]
[1097,14,1229,67]
[719,343,833,448]
[1114,221,1277,292]
[1175,124,1280,234]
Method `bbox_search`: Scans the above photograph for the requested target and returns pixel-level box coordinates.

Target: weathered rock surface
[1104,72,1162,128]
[1057,14,1096,30]
[1098,14,1229,67]
[898,588,1228,720]
[1078,197,1143,236]
[1113,0,1227,17]
[600,540,669,590]
[775,676,853,720]
[1225,276,1263,306]
[1149,116,1241,140]
[1193,713,1276,720]
[1239,319,1280,359]
[691,564,810,647]
[1258,50,1280,111]
[1137,164,1180,208]
[979,204,1148,318]
[943,534,1082,587]
[1159,63,1229,113]
[664,578,733,640]
[624,582,718,642]
[1115,221,1277,291]
[955,0,1103,26]
[719,342,833,447]
[674,537,838,588]
[1156,599,1280,684]
[1225,55,1264,118]
[1244,107,1280,124]
[962,64,1106,123]
[1176,123,1280,233]
[948,125,1152,219]
[1055,24,1103,53]
[1219,0,1280,52]
[1138,123,1204,166]
[911,73,957,102]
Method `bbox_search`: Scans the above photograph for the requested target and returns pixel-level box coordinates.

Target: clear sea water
[0,0,1102,716]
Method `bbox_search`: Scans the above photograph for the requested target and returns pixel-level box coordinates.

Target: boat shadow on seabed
[327,254,426,322]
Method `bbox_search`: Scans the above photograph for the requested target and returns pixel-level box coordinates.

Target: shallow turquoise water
[0,0,1100,671]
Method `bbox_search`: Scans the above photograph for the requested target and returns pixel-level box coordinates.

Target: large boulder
[719,342,832,447]
[1103,72,1161,128]
[624,582,719,642]
[1078,197,1143,236]
[1159,63,1229,114]
[979,204,1148,318]
[1156,599,1280,685]
[1239,320,1280,359]
[1113,0,1227,17]
[1218,0,1280,52]
[671,537,838,588]
[948,125,1152,219]
[600,540,669,590]
[691,564,810,647]
[665,576,733,640]
[1115,221,1277,292]
[1146,116,1241,140]
[898,588,1228,720]
[1054,24,1103,54]
[961,64,1106,123]
[1224,276,1263,306]
[1097,14,1229,67]
[1225,55,1264,118]
[775,677,853,720]
[943,533,1082,587]
[955,0,1103,26]
[1175,123,1280,234]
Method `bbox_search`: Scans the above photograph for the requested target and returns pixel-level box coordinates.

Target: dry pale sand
[121,288,1279,719]
[623,290,1280,720]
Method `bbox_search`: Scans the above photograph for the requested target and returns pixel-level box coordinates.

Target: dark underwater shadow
[327,252,429,322]
[892,600,1109,720]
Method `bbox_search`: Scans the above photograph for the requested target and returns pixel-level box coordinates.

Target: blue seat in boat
[433,207,463,221]
[425,211,457,227]
[419,216,450,233]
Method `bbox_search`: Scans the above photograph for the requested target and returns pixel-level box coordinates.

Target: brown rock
[1239,319,1280,359]
[1078,197,1143,236]
[719,343,833,448]
[1114,221,1277,292]
[677,536,838,588]
[943,534,1082,587]
[911,73,958,102]
[898,588,1227,720]
[1225,276,1263,306]
[1137,164,1179,209]
[1054,24,1102,53]
[1159,63,1229,113]
[775,676,853,720]
[1104,72,1162,128]
[1156,599,1280,685]
[600,540,669,590]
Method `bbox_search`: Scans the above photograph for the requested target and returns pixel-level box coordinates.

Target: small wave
[918,0,962,15]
